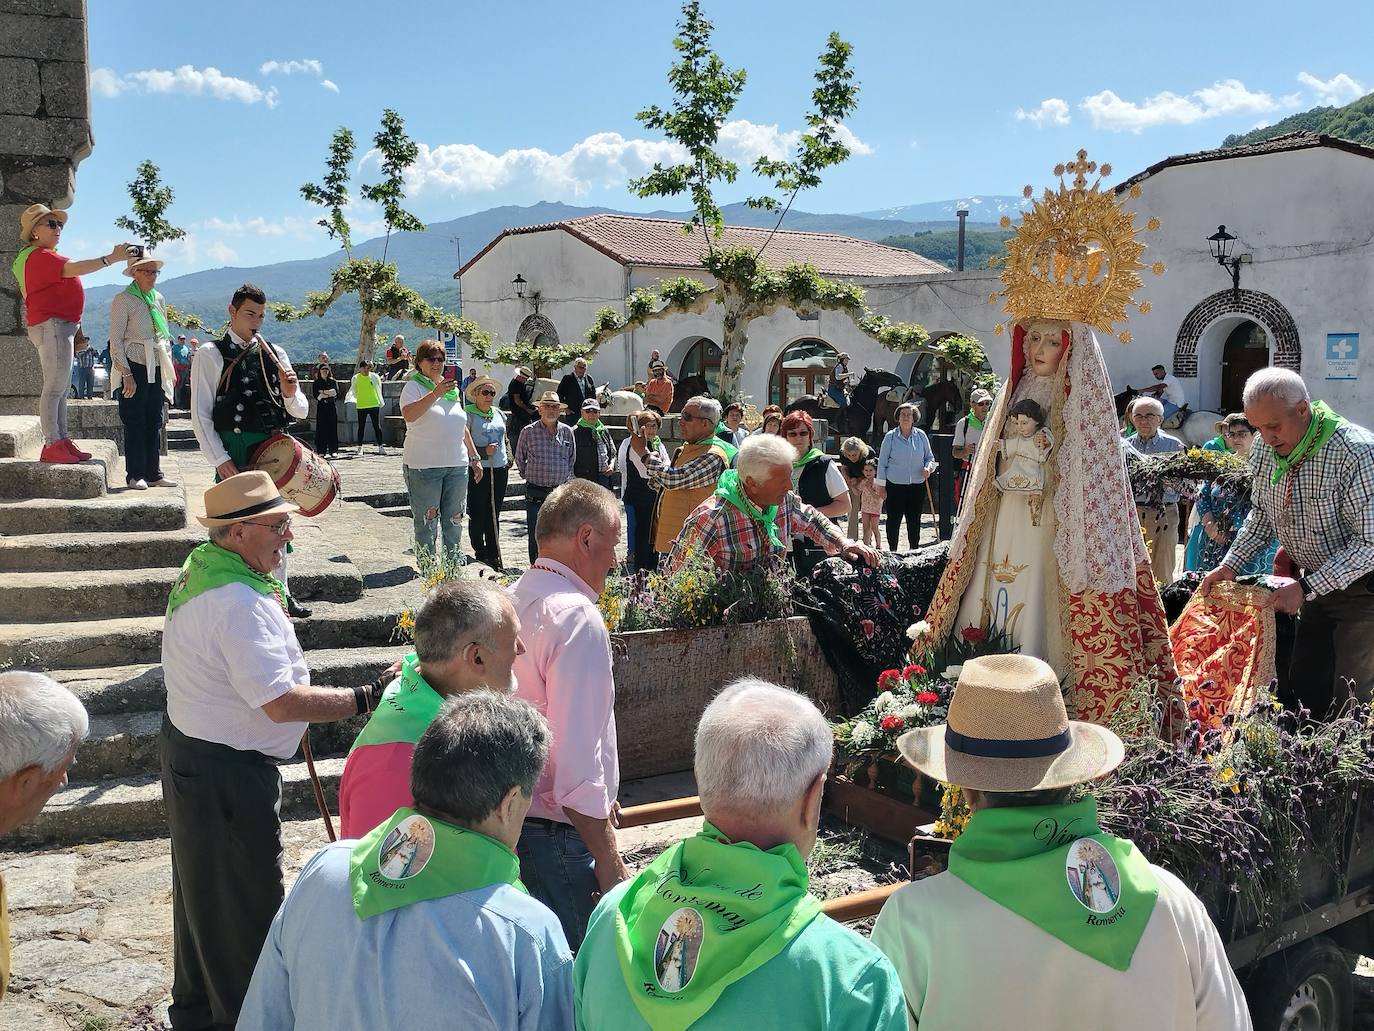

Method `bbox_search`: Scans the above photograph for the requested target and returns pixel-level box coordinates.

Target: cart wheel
[1249,937,1353,1031]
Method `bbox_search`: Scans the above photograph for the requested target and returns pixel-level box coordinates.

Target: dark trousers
[628,499,657,572]
[74,364,94,399]
[884,481,924,551]
[516,819,599,951]
[315,400,338,456]
[356,406,382,447]
[159,717,285,1031]
[468,464,509,568]
[118,360,165,483]
[524,483,554,564]
[1284,573,1374,718]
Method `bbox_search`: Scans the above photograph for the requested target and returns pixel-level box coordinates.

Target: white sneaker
[148,477,178,488]
[127,479,148,490]
[376,446,385,455]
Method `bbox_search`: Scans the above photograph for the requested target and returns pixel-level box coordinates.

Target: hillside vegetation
[878,228,1012,270]
[1222,92,1374,149]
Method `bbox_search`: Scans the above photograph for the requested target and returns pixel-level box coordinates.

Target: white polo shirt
[399,379,470,470]
[162,581,308,759]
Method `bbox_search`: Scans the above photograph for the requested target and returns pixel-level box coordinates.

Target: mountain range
[80,198,1023,360]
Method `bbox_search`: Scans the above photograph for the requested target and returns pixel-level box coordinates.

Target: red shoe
[40,441,80,464]
[63,439,92,461]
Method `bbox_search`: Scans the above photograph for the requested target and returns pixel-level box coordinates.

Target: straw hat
[464,374,500,403]
[197,471,298,528]
[533,390,566,410]
[896,654,1123,792]
[18,204,66,243]
[515,367,533,379]
[122,255,164,276]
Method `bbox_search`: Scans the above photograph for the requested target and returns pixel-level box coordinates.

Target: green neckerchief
[577,416,607,432]
[350,807,525,920]
[714,469,782,551]
[713,422,742,459]
[948,797,1159,971]
[348,654,442,752]
[10,245,37,297]
[464,402,496,420]
[124,281,171,344]
[690,431,737,462]
[1270,400,1346,485]
[613,821,822,1031]
[792,447,824,469]
[966,410,985,432]
[166,541,287,618]
[411,371,458,402]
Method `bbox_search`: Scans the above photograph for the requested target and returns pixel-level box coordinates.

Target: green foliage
[879,228,1013,270]
[658,276,711,308]
[164,302,209,331]
[362,109,426,259]
[1221,90,1374,148]
[856,313,930,353]
[934,334,987,375]
[300,127,356,255]
[114,159,187,251]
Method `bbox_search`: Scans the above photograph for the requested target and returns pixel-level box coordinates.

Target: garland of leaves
[1127,446,1251,512]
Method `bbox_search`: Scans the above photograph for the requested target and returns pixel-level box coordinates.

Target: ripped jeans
[403,464,469,566]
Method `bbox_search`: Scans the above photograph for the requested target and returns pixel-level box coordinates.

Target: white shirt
[162,582,308,758]
[954,415,985,456]
[1158,374,1186,406]
[400,379,470,470]
[615,436,671,499]
[871,866,1251,1031]
[189,332,309,467]
[791,457,850,501]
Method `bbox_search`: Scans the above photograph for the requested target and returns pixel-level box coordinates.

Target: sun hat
[197,471,299,528]
[971,388,993,405]
[122,255,164,276]
[533,390,567,410]
[18,204,67,243]
[515,367,533,378]
[896,654,1124,792]
[581,397,601,412]
[464,374,500,403]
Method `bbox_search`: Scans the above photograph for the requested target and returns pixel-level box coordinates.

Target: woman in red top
[12,205,130,463]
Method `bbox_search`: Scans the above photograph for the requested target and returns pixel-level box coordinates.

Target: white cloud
[1080,79,1291,133]
[260,59,323,77]
[92,64,278,107]
[1298,71,1366,106]
[1015,98,1071,127]
[154,233,239,268]
[320,79,339,93]
[200,215,315,238]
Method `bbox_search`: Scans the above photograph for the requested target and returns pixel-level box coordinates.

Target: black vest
[797,455,837,508]
[212,335,291,437]
[623,450,658,508]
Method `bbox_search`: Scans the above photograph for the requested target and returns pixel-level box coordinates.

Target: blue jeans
[403,464,468,565]
[74,364,94,399]
[1161,398,1181,419]
[516,820,599,950]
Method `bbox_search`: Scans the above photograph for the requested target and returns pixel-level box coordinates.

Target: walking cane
[925,480,940,543]
[301,730,336,842]
[488,457,504,571]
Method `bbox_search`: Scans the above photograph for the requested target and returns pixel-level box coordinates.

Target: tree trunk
[357,291,381,366]
[715,295,752,403]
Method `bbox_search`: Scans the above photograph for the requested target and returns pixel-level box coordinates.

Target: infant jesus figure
[992,397,1054,526]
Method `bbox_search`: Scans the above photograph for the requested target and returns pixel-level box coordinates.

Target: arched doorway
[678,337,722,396]
[769,338,837,406]
[1221,321,1269,413]
[516,314,560,377]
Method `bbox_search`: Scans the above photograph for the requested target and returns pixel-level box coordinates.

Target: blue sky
[63,0,1374,274]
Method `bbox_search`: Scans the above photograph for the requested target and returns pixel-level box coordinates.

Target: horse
[668,373,711,413]
[1114,385,1224,447]
[597,383,643,416]
[785,367,906,442]
[910,378,964,432]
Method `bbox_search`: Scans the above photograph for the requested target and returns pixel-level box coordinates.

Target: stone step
[0,485,186,535]
[0,528,203,572]
[167,437,199,451]
[52,645,409,716]
[0,595,409,670]
[166,426,195,439]
[13,756,346,844]
[0,438,123,500]
[0,415,42,459]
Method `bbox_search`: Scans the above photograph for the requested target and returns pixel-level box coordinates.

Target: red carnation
[880,715,905,732]
[877,669,901,689]
[916,690,941,705]
[961,626,987,642]
[902,664,926,677]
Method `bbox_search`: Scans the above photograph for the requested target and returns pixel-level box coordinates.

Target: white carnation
[873,691,897,715]
[943,665,964,681]
[849,719,878,748]
[898,703,925,720]
[907,620,933,642]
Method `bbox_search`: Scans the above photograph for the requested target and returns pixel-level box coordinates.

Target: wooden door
[1221,322,1269,414]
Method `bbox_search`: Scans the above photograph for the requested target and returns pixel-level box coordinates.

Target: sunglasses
[478,389,497,397]
[44,219,63,230]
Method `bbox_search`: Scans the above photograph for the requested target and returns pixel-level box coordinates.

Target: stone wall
[0,0,92,416]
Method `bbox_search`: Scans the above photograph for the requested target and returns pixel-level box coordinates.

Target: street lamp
[1207,225,1247,299]
[512,273,527,299]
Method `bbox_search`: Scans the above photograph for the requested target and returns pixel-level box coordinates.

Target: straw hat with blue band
[896,654,1124,792]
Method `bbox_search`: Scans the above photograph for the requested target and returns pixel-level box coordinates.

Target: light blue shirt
[239,841,574,1031]
[468,405,508,469]
[877,426,935,486]
[1125,429,1185,504]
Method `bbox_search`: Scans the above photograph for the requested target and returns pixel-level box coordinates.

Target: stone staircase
[0,412,412,844]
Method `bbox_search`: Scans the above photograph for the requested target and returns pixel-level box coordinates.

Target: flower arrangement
[1127,446,1250,513]
[598,550,797,633]
[834,662,954,765]
[394,551,469,643]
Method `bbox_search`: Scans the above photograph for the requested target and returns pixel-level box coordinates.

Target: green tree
[270,112,491,365]
[581,2,965,402]
[114,159,207,330]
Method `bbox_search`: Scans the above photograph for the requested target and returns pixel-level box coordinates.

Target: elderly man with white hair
[1201,367,1374,714]
[573,678,906,1030]
[1124,395,1185,583]
[0,671,89,1001]
[646,394,735,560]
[666,431,880,573]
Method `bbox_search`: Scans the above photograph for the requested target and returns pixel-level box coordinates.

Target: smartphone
[443,366,456,381]
[127,243,145,259]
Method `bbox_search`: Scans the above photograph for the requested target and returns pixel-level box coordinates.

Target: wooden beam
[618,795,703,829]
[821,881,908,922]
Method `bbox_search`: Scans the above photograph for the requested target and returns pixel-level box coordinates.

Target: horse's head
[1113,385,1139,419]
[597,382,611,405]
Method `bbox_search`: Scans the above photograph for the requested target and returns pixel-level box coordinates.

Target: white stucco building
[457,133,1374,424]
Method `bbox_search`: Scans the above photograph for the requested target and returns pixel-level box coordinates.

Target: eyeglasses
[421,355,444,363]
[785,430,812,439]
[680,412,706,421]
[136,269,159,277]
[244,516,293,537]
[478,389,497,397]
[1222,428,1253,439]
[1134,413,1163,422]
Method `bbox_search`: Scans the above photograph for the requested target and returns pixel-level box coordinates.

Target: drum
[249,432,340,517]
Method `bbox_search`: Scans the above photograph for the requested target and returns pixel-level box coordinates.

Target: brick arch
[516,313,559,346]
[1174,289,1300,377]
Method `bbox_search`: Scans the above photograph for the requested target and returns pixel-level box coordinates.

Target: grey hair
[1129,396,1163,418]
[0,672,89,779]
[735,432,796,483]
[535,478,620,544]
[839,436,868,458]
[1243,367,1309,410]
[207,523,235,544]
[413,580,510,666]
[411,691,550,823]
[686,396,721,424]
[695,678,832,818]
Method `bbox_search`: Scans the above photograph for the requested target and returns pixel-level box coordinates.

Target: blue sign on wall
[1325,332,1359,381]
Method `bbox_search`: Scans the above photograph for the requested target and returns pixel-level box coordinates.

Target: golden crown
[991,554,1029,584]
[990,150,1163,344]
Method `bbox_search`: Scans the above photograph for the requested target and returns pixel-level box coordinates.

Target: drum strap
[300,729,336,842]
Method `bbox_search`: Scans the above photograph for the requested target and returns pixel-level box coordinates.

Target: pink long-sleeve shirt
[510,560,619,822]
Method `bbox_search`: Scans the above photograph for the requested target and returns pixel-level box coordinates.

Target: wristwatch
[1297,576,1318,602]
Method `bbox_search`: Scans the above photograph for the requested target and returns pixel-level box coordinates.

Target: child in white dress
[993,398,1053,526]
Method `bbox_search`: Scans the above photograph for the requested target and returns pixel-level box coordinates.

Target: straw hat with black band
[533,390,567,411]
[17,203,66,243]
[197,470,298,527]
[465,374,501,405]
[897,654,1124,792]
[122,254,165,276]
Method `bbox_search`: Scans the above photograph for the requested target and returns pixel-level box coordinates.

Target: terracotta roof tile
[458,213,948,278]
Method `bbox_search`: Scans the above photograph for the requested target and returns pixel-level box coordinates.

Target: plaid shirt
[514,419,576,488]
[666,492,848,573]
[646,448,725,491]
[1225,421,1374,595]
